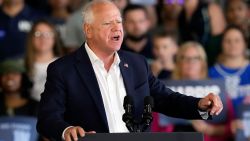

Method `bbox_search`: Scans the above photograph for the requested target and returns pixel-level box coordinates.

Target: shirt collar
[84,42,120,66]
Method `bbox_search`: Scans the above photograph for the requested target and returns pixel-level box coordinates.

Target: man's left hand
[198,93,223,116]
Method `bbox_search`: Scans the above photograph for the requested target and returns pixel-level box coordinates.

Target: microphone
[142,96,154,131]
[122,95,134,132]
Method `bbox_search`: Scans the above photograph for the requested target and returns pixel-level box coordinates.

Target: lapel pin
[124,63,128,68]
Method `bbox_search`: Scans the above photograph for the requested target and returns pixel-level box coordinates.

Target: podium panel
[80,132,203,141]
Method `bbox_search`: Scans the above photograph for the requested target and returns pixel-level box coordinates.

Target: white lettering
[167,85,221,98]
[18,21,32,32]
[14,130,31,141]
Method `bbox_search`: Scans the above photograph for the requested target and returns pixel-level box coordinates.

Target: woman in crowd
[152,41,234,141]
[209,25,250,140]
[175,42,234,141]
[0,59,38,117]
[171,42,207,80]
[226,0,250,50]
[176,42,233,141]
[25,19,62,101]
[156,0,183,32]
[178,0,225,45]
[152,42,208,132]
[178,0,226,66]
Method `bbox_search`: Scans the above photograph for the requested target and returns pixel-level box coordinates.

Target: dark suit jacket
[37,44,202,140]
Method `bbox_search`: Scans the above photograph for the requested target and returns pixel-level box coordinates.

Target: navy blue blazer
[37,45,202,140]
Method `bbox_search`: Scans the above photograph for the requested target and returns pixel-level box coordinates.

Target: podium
[79,132,203,141]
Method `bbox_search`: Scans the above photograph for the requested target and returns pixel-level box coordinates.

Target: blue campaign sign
[0,116,38,141]
[242,111,250,138]
[159,79,228,126]
[235,104,250,141]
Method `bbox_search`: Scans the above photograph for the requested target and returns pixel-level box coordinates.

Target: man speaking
[36,0,223,141]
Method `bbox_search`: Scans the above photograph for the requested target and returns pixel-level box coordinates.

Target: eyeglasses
[34,31,54,38]
[180,56,202,62]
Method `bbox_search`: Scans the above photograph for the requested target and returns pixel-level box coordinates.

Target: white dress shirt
[62,43,128,139]
[85,43,129,133]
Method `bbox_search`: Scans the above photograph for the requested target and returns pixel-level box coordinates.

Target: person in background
[248,1,250,20]
[63,0,89,53]
[178,0,226,44]
[152,42,207,133]
[68,0,89,12]
[0,59,38,117]
[111,0,128,12]
[178,0,226,66]
[25,20,62,102]
[152,41,234,141]
[209,25,250,140]
[47,0,71,43]
[151,30,178,79]
[124,0,156,29]
[0,0,42,62]
[122,4,154,59]
[145,5,158,30]
[152,42,208,134]
[150,29,178,134]
[172,42,207,80]
[226,0,250,50]
[156,0,183,32]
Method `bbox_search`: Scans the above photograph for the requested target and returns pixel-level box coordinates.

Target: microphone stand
[122,96,154,132]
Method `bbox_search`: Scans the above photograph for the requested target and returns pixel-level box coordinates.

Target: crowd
[0,0,250,141]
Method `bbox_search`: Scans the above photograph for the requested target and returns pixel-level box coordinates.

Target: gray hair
[82,0,115,25]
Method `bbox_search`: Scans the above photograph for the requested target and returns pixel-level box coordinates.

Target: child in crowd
[151,30,178,79]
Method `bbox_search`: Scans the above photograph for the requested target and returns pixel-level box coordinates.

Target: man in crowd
[122,4,154,59]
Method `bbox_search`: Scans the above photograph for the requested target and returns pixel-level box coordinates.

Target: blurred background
[0,0,250,141]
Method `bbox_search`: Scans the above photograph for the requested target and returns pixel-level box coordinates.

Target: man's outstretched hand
[198,93,223,116]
